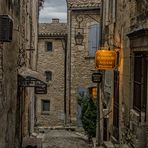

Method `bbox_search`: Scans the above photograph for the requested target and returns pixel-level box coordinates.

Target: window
[88,24,100,57]
[42,100,50,112]
[45,71,52,82]
[46,42,52,52]
[133,53,147,115]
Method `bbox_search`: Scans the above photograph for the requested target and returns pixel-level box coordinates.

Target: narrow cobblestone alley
[36,129,92,148]
[0,0,148,148]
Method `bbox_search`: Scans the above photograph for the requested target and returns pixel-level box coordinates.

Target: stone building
[36,18,67,127]
[101,0,148,147]
[0,1,20,148]
[0,0,41,147]
[66,0,101,125]
[17,1,43,145]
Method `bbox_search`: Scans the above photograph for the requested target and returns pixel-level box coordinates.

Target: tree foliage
[78,93,97,138]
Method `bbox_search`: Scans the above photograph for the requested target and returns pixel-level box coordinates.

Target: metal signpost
[92,72,102,146]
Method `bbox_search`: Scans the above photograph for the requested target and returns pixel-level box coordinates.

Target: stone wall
[0,0,39,147]
[101,0,134,143]
[67,9,100,124]
[0,1,20,148]
[102,0,148,147]
[36,37,65,127]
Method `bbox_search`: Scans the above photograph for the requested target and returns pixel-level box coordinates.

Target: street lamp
[75,32,84,45]
[75,15,84,45]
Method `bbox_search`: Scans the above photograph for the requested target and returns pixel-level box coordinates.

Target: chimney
[52,18,60,23]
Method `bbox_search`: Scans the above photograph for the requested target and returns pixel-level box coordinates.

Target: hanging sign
[95,50,117,70]
[19,76,47,94]
[35,86,47,94]
[92,72,102,83]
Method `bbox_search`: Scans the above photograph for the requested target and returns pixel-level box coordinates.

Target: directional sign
[35,86,47,94]
[19,76,47,94]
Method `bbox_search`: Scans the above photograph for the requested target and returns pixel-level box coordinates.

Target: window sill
[41,111,50,115]
[84,56,95,59]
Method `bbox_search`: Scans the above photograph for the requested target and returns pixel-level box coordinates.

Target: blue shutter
[88,24,101,56]
[96,24,101,49]
[78,87,87,96]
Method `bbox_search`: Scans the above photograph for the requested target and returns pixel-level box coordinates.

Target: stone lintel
[127,28,148,49]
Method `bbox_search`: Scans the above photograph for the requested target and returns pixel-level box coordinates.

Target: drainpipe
[67,8,72,125]
[62,35,68,126]
[64,35,67,126]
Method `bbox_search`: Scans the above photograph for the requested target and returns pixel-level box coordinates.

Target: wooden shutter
[133,53,147,113]
[133,54,142,112]
[88,24,100,57]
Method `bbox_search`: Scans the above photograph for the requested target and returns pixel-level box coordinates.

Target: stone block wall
[0,1,20,147]
[68,9,100,124]
[102,0,148,147]
[36,38,65,127]
[0,0,39,147]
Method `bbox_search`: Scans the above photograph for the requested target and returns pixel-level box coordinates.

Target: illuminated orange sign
[95,50,117,70]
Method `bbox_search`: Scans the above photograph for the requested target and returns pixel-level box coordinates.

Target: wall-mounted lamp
[75,32,84,45]
[75,15,84,45]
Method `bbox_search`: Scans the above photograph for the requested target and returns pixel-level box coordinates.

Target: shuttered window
[133,53,147,115]
[88,24,100,57]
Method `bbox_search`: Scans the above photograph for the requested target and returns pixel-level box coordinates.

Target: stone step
[103,141,115,148]
[22,137,42,148]
[35,126,77,133]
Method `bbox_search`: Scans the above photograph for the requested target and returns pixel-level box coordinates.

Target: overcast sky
[39,0,67,23]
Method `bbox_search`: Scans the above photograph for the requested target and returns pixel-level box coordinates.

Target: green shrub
[78,94,97,139]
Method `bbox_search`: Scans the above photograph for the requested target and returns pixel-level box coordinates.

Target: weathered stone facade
[67,0,101,125]
[18,0,40,139]
[101,0,148,147]
[0,0,40,147]
[36,19,67,127]
[0,1,20,148]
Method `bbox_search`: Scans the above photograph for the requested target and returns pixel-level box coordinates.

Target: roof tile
[67,0,101,8]
[39,21,67,37]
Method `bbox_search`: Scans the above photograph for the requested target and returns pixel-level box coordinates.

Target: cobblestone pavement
[36,129,92,148]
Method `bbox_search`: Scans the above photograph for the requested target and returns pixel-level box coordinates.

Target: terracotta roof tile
[39,21,67,37]
[67,0,101,8]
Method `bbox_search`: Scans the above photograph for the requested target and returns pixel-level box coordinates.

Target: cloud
[39,0,67,23]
